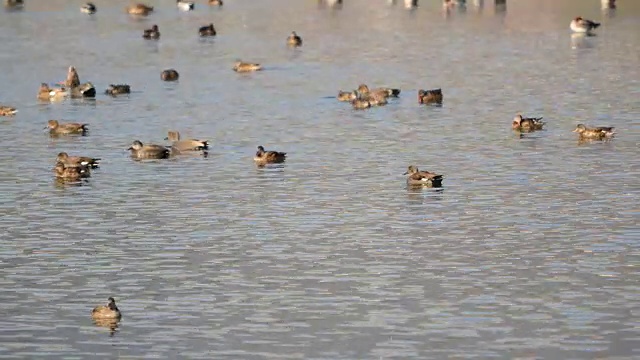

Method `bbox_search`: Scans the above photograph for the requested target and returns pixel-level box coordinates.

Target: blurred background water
[0,0,639,358]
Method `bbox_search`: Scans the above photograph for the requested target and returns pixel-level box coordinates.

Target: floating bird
[126,3,153,15]
[0,106,17,116]
[512,114,545,132]
[143,25,160,39]
[165,131,209,152]
[56,152,100,169]
[570,17,600,34]
[105,84,131,96]
[337,90,357,102]
[233,61,262,73]
[254,146,286,164]
[573,124,615,140]
[177,0,194,11]
[199,23,216,37]
[4,0,24,10]
[53,162,88,181]
[81,3,96,14]
[404,165,444,187]
[287,31,302,47]
[161,69,179,81]
[417,88,443,105]
[128,140,171,159]
[92,298,122,320]
[46,120,88,136]
[209,0,223,6]
[38,83,68,101]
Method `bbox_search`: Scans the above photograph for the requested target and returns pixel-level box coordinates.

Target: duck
[570,17,600,34]
[573,124,615,140]
[64,66,80,88]
[404,165,444,187]
[81,3,96,14]
[512,114,545,132]
[209,0,223,5]
[46,120,88,136]
[161,69,179,81]
[165,131,209,152]
[128,140,171,159]
[0,106,17,116]
[53,162,88,181]
[254,146,286,164]
[337,90,357,102]
[4,0,24,9]
[92,297,122,320]
[56,152,100,169]
[176,0,194,11]
[105,84,131,96]
[351,99,372,110]
[143,25,160,39]
[199,24,216,37]
[357,84,401,99]
[38,83,68,101]
[126,3,153,15]
[233,61,262,73]
[287,31,302,47]
[70,82,96,98]
[418,88,443,105]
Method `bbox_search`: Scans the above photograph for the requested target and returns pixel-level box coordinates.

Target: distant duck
[570,17,600,34]
[105,84,131,96]
[199,23,216,37]
[56,152,100,169]
[143,25,160,39]
[92,298,122,320]
[46,120,88,136]
[287,31,302,47]
[512,114,545,132]
[128,140,171,159]
[337,90,357,102]
[81,3,96,14]
[64,66,80,88]
[404,0,418,8]
[357,84,400,103]
[161,69,179,81]
[70,82,96,98]
[176,0,194,11]
[404,165,444,187]
[602,0,616,9]
[254,146,286,164]
[417,88,443,105]
[165,131,209,153]
[573,124,615,140]
[209,0,223,6]
[4,0,24,9]
[0,105,17,116]
[233,61,262,73]
[351,99,372,110]
[38,83,68,101]
[126,3,153,15]
[54,162,88,181]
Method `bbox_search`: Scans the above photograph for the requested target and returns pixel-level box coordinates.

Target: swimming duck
[337,90,357,102]
[233,61,262,73]
[209,0,223,5]
[573,124,615,140]
[0,106,17,116]
[4,0,24,9]
[81,3,96,14]
[128,140,171,159]
[165,131,209,152]
[126,3,153,15]
[418,88,443,105]
[177,0,194,11]
[46,120,88,136]
[351,99,372,110]
[357,84,400,99]
[70,82,96,98]
[64,66,80,88]
[54,162,88,181]
[287,31,302,47]
[143,25,160,39]
[512,114,545,132]
[199,24,216,37]
[38,83,68,101]
[404,165,444,187]
[56,152,100,169]
[92,297,122,320]
[161,69,179,81]
[254,146,286,164]
[105,84,131,96]
[570,17,600,34]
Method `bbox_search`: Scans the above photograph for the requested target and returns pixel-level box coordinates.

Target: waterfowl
[233,61,262,73]
[70,82,96,98]
[351,99,372,110]
[165,131,209,152]
[81,3,96,14]
[418,88,443,105]
[126,3,153,15]
[105,84,131,96]
[404,165,444,187]
[53,162,88,181]
[56,152,100,169]
[337,90,357,102]
[177,0,194,11]
[573,124,615,140]
[38,83,68,101]
[404,0,418,8]
[46,120,88,136]
[254,146,286,164]
[4,0,24,9]
[128,140,171,159]
[64,66,80,88]
[512,114,545,132]
[0,106,17,116]
[287,31,302,47]
[143,25,160,39]
[571,17,600,34]
[357,84,400,99]
[92,297,122,320]
[209,0,223,5]
[199,24,216,37]
[161,69,179,81]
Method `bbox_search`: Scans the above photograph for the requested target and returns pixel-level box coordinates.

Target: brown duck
[128,140,171,159]
[161,69,179,81]
[287,31,302,47]
[92,297,122,320]
[233,61,262,73]
[53,162,89,181]
[199,24,216,37]
[512,114,545,132]
[46,120,88,136]
[573,124,615,140]
[105,84,131,96]
[165,131,209,152]
[404,165,444,187]
[418,89,443,105]
[56,152,100,169]
[0,106,17,116]
[126,3,153,15]
[254,146,286,164]
[38,83,68,101]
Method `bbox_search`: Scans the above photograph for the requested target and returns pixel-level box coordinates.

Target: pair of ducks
[128,131,209,159]
[38,67,95,101]
[143,24,216,40]
[54,152,100,181]
[512,115,615,140]
[338,84,401,109]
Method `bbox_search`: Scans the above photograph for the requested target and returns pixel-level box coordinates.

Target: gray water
[1,0,639,358]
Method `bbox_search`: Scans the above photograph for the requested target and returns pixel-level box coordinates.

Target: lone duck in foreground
[404,165,444,187]
[512,114,545,132]
[254,146,286,164]
[161,69,179,81]
[92,297,122,320]
[573,124,615,140]
[38,83,68,101]
[54,162,88,181]
[165,131,209,152]
[287,31,302,47]
[56,152,101,169]
[105,84,131,96]
[143,25,160,39]
[570,17,600,34]
[177,0,194,11]
[81,3,96,14]
[418,89,443,105]
[0,106,17,116]
[46,120,88,136]
[126,3,153,15]
[233,61,262,73]
[199,23,216,37]
[128,140,171,159]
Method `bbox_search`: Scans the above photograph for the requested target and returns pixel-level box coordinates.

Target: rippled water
[0,0,639,358]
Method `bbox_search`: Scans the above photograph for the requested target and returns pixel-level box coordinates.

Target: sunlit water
[0,0,639,358]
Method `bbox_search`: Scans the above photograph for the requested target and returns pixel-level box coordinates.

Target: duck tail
[389,88,401,97]
[200,141,210,150]
[592,22,601,29]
